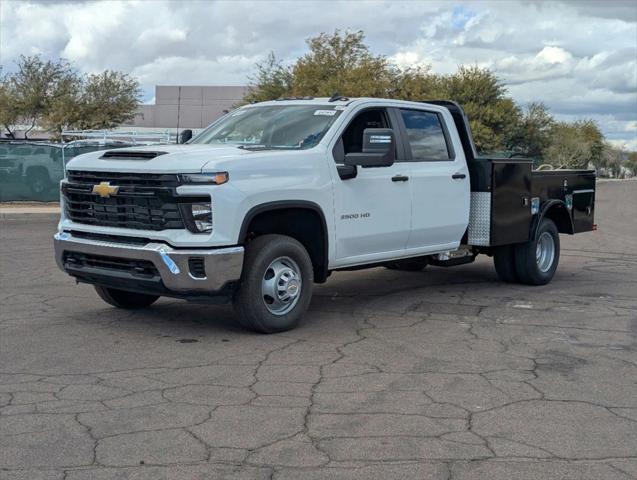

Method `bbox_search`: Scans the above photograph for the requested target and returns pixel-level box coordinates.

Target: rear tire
[385,257,428,272]
[514,218,560,285]
[233,234,313,333]
[94,285,159,309]
[493,245,519,283]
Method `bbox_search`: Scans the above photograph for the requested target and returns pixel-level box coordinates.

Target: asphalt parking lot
[1,180,636,480]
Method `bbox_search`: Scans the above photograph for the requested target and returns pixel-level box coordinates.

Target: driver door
[331,107,412,266]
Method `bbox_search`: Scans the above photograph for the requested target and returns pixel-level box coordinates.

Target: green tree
[505,102,554,158]
[0,55,141,138]
[247,30,394,100]
[9,55,79,138]
[543,122,593,169]
[290,30,394,98]
[0,71,20,137]
[245,52,293,103]
[542,120,605,170]
[576,119,604,167]
[39,72,82,137]
[76,70,141,130]
[625,151,637,177]
[390,65,443,100]
[441,66,521,152]
[597,142,632,178]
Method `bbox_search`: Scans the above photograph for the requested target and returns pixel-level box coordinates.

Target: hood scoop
[100,150,168,160]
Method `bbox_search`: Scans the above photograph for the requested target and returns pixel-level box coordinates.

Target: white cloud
[1,0,635,146]
[131,55,260,86]
[536,46,572,64]
[608,137,637,151]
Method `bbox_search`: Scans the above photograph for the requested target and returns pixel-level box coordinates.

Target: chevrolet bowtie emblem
[92,182,119,198]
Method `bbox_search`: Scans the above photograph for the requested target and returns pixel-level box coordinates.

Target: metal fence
[0,132,175,202]
[0,142,128,202]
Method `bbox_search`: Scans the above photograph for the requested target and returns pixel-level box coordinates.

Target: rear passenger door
[397,108,470,251]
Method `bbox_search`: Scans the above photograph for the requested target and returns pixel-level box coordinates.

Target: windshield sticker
[314,109,337,116]
[334,106,346,110]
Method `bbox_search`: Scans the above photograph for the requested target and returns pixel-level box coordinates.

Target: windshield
[190,105,342,149]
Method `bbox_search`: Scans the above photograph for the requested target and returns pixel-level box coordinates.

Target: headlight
[188,202,213,233]
[179,172,228,185]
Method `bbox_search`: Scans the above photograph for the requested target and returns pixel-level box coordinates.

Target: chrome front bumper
[53,232,244,293]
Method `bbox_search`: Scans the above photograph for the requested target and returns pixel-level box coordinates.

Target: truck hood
[65,143,256,173]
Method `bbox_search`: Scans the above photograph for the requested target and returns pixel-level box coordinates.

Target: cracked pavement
[1,180,636,479]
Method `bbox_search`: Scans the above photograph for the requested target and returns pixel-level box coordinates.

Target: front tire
[233,234,313,333]
[94,285,159,309]
[514,218,560,285]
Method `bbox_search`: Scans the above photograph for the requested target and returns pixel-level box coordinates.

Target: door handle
[392,175,409,182]
[452,173,466,179]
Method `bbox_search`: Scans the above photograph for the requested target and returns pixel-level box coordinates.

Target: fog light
[189,203,213,233]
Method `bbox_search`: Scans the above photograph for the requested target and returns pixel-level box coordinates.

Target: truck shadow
[103,260,504,335]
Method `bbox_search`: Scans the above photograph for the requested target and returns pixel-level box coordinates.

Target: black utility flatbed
[424,100,596,248]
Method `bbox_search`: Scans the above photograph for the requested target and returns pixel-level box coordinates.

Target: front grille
[67,170,178,187]
[63,171,198,231]
[63,251,159,278]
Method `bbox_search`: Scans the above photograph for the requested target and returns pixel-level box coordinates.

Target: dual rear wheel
[493,218,560,285]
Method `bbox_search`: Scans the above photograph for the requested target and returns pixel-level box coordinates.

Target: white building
[125,85,250,130]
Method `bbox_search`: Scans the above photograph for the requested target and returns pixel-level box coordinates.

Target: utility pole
[176,86,181,143]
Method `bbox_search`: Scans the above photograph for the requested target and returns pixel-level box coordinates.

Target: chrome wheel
[536,231,555,273]
[261,256,302,315]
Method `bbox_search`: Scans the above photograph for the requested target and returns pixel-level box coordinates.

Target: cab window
[341,109,390,154]
[400,109,451,161]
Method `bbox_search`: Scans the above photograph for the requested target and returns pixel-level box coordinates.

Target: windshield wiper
[237,144,269,150]
[237,144,300,151]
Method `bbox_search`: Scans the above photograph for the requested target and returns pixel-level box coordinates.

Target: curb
[0,207,60,215]
[0,212,60,222]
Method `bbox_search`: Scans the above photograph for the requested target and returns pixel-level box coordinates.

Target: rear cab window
[399,109,452,161]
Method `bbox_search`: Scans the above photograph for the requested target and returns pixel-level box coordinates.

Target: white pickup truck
[54,97,596,332]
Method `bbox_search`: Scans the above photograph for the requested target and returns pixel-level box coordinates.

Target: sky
[1,0,636,149]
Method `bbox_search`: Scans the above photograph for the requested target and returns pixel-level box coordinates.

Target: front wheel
[514,218,560,285]
[94,285,159,309]
[233,234,313,333]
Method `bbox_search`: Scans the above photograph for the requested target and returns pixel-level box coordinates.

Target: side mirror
[344,128,395,167]
[178,129,193,144]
